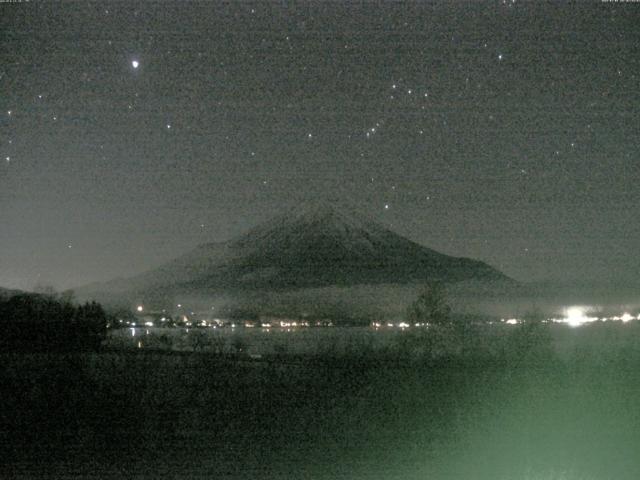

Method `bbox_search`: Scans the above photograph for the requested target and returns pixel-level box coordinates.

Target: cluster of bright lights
[500,306,640,328]
[564,307,596,327]
[556,307,640,327]
[126,306,640,334]
[372,322,427,329]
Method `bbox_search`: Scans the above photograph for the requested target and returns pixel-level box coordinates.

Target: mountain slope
[82,205,511,300]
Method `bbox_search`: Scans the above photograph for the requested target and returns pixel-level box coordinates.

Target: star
[5,156,10,163]
[166,124,172,130]
[498,54,504,61]
[132,60,140,69]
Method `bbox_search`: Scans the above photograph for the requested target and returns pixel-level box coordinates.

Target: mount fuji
[80,205,511,308]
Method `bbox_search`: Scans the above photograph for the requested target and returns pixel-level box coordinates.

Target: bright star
[132,60,140,69]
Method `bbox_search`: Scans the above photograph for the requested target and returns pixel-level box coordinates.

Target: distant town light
[621,313,633,323]
[565,307,589,327]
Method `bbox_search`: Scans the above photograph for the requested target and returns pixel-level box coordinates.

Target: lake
[4,321,640,479]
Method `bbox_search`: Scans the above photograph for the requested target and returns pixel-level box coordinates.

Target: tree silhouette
[0,294,108,352]
[407,283,452,326]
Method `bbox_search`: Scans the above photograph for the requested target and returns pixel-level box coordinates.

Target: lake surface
[109,318,640,360]
[109,326,407,356]
[5,322,640,479]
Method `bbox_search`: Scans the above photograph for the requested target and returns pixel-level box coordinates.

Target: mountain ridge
[79,205,513,303]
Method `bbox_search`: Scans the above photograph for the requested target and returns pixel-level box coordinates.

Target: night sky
[1,1,639,291]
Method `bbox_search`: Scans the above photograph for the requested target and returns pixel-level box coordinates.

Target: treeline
[0,292,108,352]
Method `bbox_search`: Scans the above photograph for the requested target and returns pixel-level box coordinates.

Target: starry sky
[1,1,639,291]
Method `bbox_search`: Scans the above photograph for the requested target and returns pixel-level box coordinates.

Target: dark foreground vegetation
[3,321,640,479]
[0,292,108,352]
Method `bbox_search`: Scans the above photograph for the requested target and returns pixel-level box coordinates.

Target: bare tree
[407,282,452,326]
